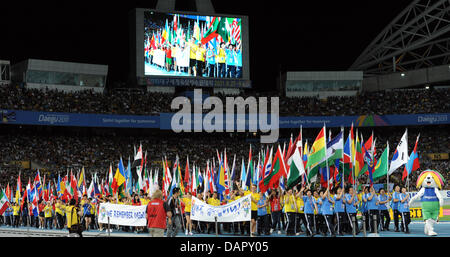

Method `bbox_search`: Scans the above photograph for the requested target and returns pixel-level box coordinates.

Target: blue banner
[1,109,448,129]
[0,110,160,128]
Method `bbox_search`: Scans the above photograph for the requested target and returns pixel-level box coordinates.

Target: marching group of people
[146,37,243,79]
[139,180,416,237]
[0,178,420,237]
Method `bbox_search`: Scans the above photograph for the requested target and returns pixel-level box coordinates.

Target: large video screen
[144,11,243,79]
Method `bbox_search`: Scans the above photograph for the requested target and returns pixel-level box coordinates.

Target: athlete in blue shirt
[392,185,403,231]
[225,45,236,78]
[333,187,346,235]
[206,44,216,77]
[299,186,317,237]
[345,186,360,234]
[378,188,391,231]
[321,188,336,237]
[361,186,370,231]
[257,192,270,235]
[366,186,379,233]
[314,190,323,235]
[399,187,411,234]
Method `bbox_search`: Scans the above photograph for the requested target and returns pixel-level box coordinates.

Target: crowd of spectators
[0,125,448,190]
[1,83,449,116]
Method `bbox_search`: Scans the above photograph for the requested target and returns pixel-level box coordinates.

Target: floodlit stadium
[0,0,449,240]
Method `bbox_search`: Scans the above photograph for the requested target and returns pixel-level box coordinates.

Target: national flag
[77,167,87,197]
[240,157,247,190]
[217,160,227,200]
[302,141,308,169]
[184,156,190,184]
[231,18,241,45]
[247,145,254,187]
[224,150,230,196]
[5,183,11,202]
[343,130,353,169]
[112,157,126,195]
[230,154,236,188]
[15,173,21,205]
[259,145,288,193]
[373,143,389,181]
[402,134,420,181]
[287,146,306,189]
[201,17,229,45]
[108,164,113,195]
[362,144,375,186]
[354,132,367,178]
[319,130,344,166]
[320,166,330,189]
[34,170,42,199]
[286,127,303,166]
[306,126,327,182]
[0,189,10,215]
[70,171,78,201]
[306,126,327,170]
[31,186,39,216]
[388,129,408,175]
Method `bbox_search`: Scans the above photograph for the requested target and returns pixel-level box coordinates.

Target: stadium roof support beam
[350,0,450,75]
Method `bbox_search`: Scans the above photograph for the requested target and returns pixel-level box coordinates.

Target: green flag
[287,147,305,189]
[372,146,389,181]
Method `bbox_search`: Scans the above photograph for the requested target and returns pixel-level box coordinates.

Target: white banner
[190,195,251,222]
[98,203,147,227]
[152,49,166,67]
[176,46,190,68]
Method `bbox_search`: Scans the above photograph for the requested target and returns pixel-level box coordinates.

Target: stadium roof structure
[350,0,450,76]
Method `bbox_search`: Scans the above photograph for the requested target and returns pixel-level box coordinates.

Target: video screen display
[144,11,243,79]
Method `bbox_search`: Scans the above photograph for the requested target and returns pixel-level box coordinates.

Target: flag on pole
[286,146,306,189]
[388,129,409,175]
[5,183,11,202]
[402,134,420,181]
[373,144,389,181]
[306,126,327,181]
[15,173,21,205]
[0,189,10,215]
[259,145,288,193]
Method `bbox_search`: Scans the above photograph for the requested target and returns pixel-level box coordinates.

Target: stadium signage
[38,114,69,124]
[417,114,448,124]
[2,109,449,130]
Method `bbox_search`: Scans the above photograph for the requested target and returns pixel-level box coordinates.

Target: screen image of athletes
[144,11,243,78]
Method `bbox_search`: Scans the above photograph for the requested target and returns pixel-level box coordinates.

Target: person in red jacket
[146,189,172,237]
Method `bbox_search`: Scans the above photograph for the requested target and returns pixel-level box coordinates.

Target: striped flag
[231,18,241,45]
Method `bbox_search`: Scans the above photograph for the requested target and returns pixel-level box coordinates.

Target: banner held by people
[190,194,251,222]
[98,203,147,227]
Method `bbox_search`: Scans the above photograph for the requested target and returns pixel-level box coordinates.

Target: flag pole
[324,124,330,190]
[341,126,345,189]
[405,128,409,192]
[386,141,390,194]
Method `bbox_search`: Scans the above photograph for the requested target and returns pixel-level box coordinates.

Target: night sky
[0,0,411,91]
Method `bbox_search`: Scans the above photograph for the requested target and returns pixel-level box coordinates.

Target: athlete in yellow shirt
[188,39,198,76]
[182,192,193,235]
[249,184,260,237]
[295,190,306,235]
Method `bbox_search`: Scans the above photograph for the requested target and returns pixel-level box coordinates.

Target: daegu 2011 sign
[190,195,251,223]
[98,203,147,227]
